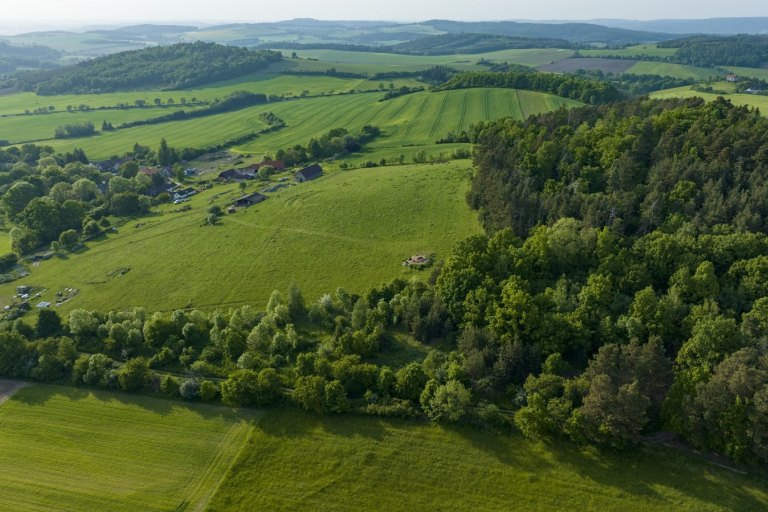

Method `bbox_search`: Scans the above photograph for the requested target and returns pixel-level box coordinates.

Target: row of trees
[274,125,380,167]
[434,70,623,105]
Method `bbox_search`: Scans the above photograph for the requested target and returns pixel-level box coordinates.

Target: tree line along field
[40,88,581,161]
[0,162,482,313]
[650,86,768,111]
[1,384,766,512]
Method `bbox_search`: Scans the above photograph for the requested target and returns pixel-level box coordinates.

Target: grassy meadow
[0,384,252,512]
[624,61,720,80]
[208,408,768,512]
[0,162,482,312]
[580,44,679,59]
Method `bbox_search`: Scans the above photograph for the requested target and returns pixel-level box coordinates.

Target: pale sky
[2,0,767,24]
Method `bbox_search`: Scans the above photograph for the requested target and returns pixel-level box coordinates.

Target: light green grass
[625,62,719,80]
[0,105,206,144]
[207,407,768,512]
[0,73,418,117]
[0,162,481,312]
[581,44,678,59]
[723,67,768,81]
[41,88,580,161]
[0,383,252,512]
[649,86,768,112]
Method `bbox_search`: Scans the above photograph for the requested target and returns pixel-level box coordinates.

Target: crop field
[538,57,637,74]
[0,72,420,117]
[207,407,768,512]
[649,86,768,112]
[38,88,581,160]
[279,48,574,71]
[0,162,481,312]
[0,384,252,512]
[580,44,679,59]
[624,62,719,80]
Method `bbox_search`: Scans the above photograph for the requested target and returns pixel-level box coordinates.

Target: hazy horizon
[1,0,767,28]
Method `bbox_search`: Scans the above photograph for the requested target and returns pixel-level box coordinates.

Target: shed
[295,164,323,182]
[234,192,267,207]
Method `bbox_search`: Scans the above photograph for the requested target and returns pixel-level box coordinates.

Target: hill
[15,42,283,94]
[423,20,676,45]
[658,35,768,68]
[590,17,768,36]
[389,33,572,54]
[0,162,482,312]
[0,41,60,74]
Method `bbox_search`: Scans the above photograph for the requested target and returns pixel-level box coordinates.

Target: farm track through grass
[428,94,449,139]
[402,95,430,140]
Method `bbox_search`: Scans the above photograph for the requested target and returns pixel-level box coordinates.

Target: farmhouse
[234,192,267,207]
[254,159,286,171]
[173,188,197,201]
[295,164,323,182]
[218,169,248,181]
[726,74,739,82]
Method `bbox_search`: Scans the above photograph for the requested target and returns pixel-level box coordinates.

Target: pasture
[624,61,719,80]
[580,44,679,59]
[0,383,252,512]
[207,407,768,511]
[40,88,581,160]
[0,162,482,312]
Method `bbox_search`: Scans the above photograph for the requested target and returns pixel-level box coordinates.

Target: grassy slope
[0,162,481,312]
[0,384,252,512]
[723,66,768,81]
[0,105,207,144]
[649,86,768,111]
[580,44,678,59]
[40,88,581,160]
[208,407,768,512]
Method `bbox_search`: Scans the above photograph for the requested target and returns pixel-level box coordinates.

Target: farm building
[218,169,249,181]
[234,192,267,207]
[173,188,198,201]
[254,159,286,171]
[295,164,323,182]
[726,74,739,82]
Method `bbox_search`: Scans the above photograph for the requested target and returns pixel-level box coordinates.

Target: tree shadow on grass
[255,405,388,442]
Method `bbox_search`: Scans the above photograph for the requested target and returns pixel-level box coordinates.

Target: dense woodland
[658,35,768,68]
[16,42,283,94]
[435,71,623,105]
[0,42,60,75]
[388,33,573,54]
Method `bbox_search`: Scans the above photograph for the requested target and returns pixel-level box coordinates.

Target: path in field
[0,379,27,406]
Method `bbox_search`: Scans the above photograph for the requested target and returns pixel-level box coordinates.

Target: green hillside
[0,162,481,312]
[649,86,768,111]
[36,88,581,160]
[0,384,251,512]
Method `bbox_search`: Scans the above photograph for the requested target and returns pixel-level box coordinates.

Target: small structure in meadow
[403,254,431,268]
[295,164,323,182]
[234,192,267,208]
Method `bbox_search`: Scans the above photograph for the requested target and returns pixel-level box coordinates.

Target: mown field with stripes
[0,384,253,512]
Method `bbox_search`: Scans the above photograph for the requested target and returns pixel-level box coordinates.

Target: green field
[624,61,719,80]
[581,44,678,59]
[0,162,482,312]
[723,66,768,81]
[38,88,581,161]
[207,407,768,511]
[2,384,766,511]
[0,383,252,512]
[0,72,422,117]
[650,86,768,112]
[280,48,575,71]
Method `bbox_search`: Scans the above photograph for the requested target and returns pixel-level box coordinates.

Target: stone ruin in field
[403,254,431,267]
